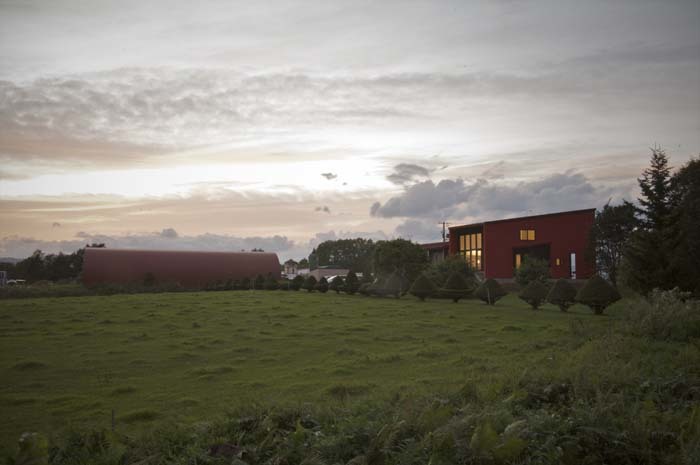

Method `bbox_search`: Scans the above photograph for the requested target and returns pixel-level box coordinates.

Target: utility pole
[438,221,451,243]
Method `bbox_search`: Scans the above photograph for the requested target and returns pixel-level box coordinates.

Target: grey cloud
[394,219,443,243]
[315,206,331,213]
[52,222,61,228]
[371,172,631,221]
[386,163,431,185]
[321,173,338,180]
[160,227,178,238]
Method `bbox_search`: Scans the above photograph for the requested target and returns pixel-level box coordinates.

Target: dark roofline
[84,248,279,257]
[449,208,596,231]
[420,241,450,249]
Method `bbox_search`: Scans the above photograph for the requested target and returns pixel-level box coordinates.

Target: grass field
[2,289,699,463]
[0,290,611,453]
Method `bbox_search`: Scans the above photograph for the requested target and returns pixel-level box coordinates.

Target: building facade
[421,241,449,263]
[448,209,595,280]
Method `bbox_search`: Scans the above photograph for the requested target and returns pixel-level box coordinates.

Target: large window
[459,232,483,270]
[519,229,536,241]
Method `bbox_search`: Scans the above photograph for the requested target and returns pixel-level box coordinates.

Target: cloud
[52,222,61,228]
[160,227,178,238]
[315,206,331,214]
[321,172,338,180]
[372,172,632,221]
[386,163,431,185]
[394,219,443,242]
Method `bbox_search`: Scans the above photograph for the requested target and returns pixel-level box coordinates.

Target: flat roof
[420,241,449,249]
[449,208,596,231]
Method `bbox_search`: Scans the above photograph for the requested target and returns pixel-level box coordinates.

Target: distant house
[421,241,449,264]
[447,209,595,280]
[283,259,298,276]
[310,266,349,280]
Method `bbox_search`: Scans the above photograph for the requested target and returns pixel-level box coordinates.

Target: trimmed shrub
[254,274,265,290]
[264,274,279,290]
[519,280,549,310]
[315,277,329,293]
[409,273,436,301]
[383,273,403,298]
[290,275,304,291]
[576,275,621,315]
[302,275,317,292]
[329,276,344,294]
[439,272,474,303]
[426,255,476,287]
[547,279,577,312]
[240,277,251,290]
[475,279,506,305]
[514,256,550,287]
[358,283,372,296]
[278,280,290,290]
[344,271,359,294]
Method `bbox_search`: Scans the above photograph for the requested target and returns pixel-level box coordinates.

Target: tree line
[0,244,104,283]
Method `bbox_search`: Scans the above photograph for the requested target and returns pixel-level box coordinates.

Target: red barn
[82,248,281,287]
[448,208,595,280]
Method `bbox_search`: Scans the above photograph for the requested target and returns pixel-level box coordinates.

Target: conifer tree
[344,271,360,295]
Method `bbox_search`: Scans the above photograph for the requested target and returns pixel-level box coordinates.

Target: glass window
[519,229,536,241]
[515,253,522,268]
[459,232,483,271]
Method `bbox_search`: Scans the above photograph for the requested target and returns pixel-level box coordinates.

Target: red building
[82,248,280,287]
[448,208,595,280]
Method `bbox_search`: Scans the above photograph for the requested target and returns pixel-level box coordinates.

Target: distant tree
[409,273,437,301]
[514,256,550,288]
[637,147,673,231]
[667,157,700,294]
[240,276,251,290]
[329,276,344,294]
[546,279,577,312]
[372,239,429,285]
[576,275,621,315]
[254,274,265,290]
[298,258,309,269]
[588,201,637,286]
[312,239,376,275]
[519,281,549,310]
[426,255,475,287]
[302,275,317,292]
[143,272,157,286]
[316,277,329,293]
[290,275,305,291]
[475,279,506,305]
[344,271,360,294]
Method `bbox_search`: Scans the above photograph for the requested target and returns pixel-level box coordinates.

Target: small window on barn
[556,258,561,266]
[519,229,536,241]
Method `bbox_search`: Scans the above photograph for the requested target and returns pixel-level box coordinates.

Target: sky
[1,0,699,261]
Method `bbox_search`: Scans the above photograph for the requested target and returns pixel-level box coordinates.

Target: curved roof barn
[82,248,280,287]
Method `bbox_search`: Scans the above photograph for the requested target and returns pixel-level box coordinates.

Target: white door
[570,253,577,279]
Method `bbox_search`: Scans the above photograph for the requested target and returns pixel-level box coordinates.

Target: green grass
[0,290,683,460]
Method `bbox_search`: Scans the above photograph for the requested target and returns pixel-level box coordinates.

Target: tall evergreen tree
[588,201,637,286]
[637,147,672,231]
[623,148,674,292]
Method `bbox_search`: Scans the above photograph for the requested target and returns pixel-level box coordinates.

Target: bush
[426,255,476,287]
[358,283,372,296]
[329,276,344,294]
[514,256,550,287]
[254,274,265,290]
[624,288,700,341]
[344,271,359,294]
[302,275,317,292]
[518,280,549,310]
[439,272,474,303]
[475,279,506,305]
[381,273,403,298]
[264,274,279,290]
[315,277,329,293]
[547,279,577,312]
[240,277,251,290]
[409,273,436,301]
[290,275,304,291]
[576,275,621,315]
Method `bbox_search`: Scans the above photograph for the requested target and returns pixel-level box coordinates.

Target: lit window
[515,253,522,268]
[556,258,561,266]
[519,229,536,241]
[459,232,483,271]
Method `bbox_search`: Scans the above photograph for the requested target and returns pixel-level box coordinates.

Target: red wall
[449,209,595,280]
